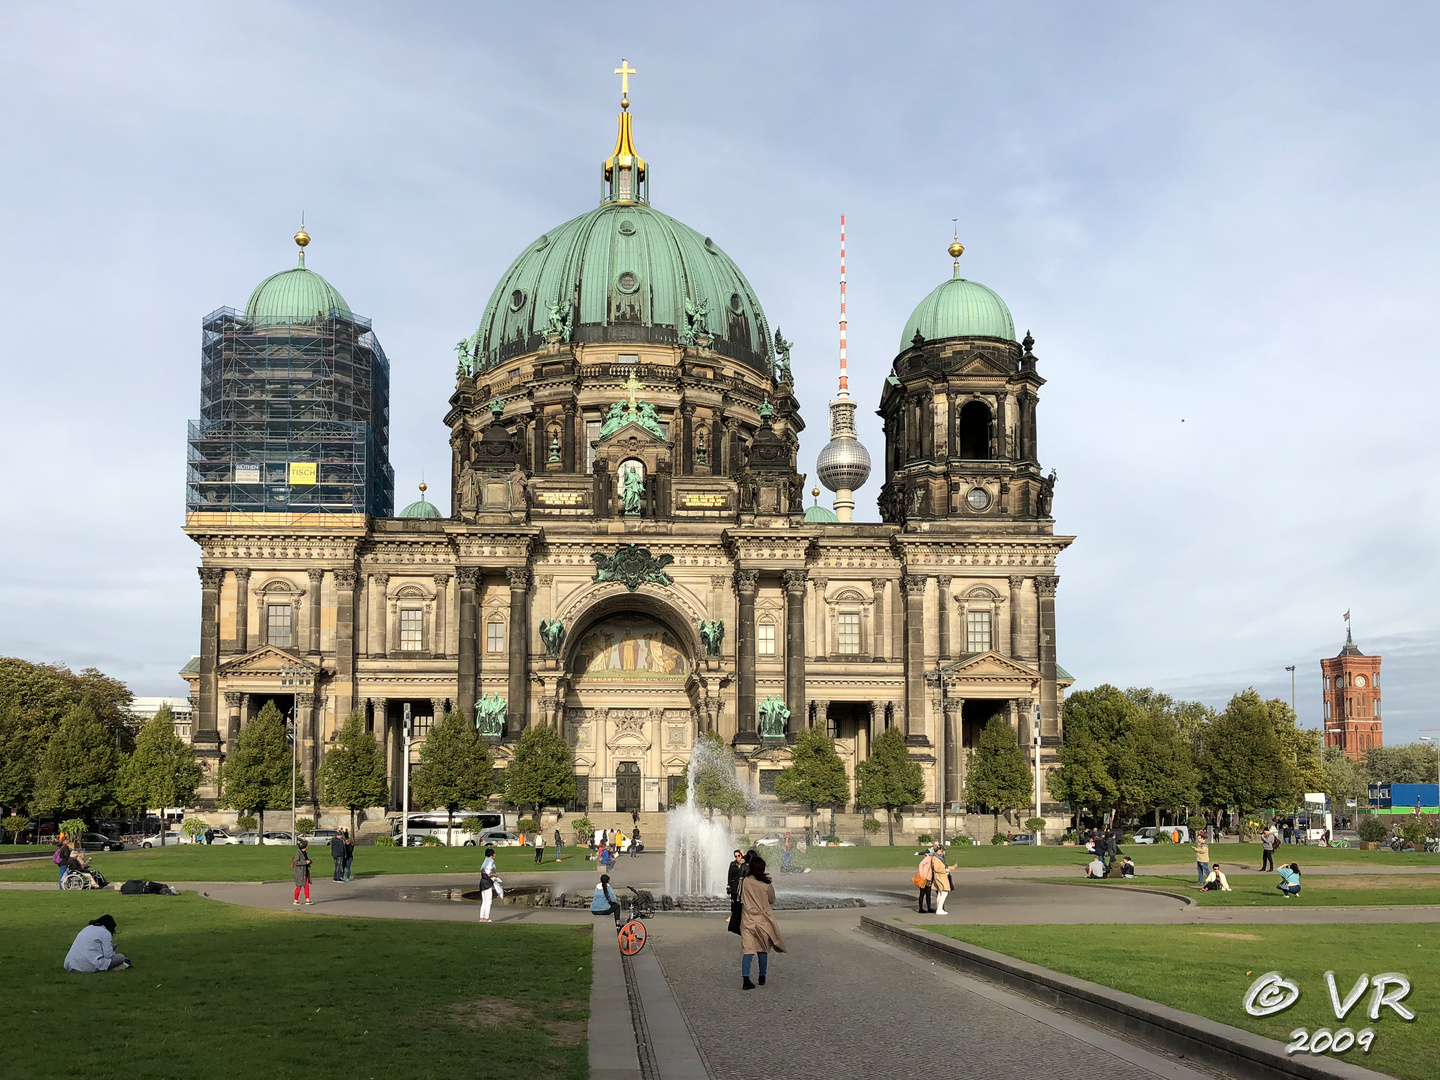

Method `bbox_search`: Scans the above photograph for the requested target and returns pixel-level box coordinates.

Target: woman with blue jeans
[738,853,785,989]
[591,874,622,927]
[1277,862,1301,898]
[56,834,72,890]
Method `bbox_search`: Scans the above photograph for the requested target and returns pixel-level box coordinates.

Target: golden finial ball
[418,481,428,494]
[295,227,311,249]
[620,94,630,110]
[812,487,820,498]
[948,240,965,259]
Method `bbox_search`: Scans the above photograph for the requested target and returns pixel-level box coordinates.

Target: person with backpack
[328,831,346,881]
[291,839,313,906]
[738,854,785,989]
[630,825,641,857]
[54,833,72,890]
[598,840,614,873]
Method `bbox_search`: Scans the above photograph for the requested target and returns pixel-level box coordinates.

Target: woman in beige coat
[738,853,785,989]
[929,846,952,915]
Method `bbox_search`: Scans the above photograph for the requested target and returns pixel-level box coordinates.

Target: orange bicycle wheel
[618,920,647,955]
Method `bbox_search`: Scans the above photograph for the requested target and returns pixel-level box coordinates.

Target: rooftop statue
[773,328,793,384]
[544,299,573,342]
[679,296,708,345]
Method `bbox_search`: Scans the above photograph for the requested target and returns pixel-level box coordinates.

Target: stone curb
[1018,878,1198,906]
[858,917,1392,1080]
[589,926,642,1080]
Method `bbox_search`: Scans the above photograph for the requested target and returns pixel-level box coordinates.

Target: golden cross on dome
[614,59,636,105]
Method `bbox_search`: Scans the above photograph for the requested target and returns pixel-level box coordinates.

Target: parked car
[206,829,242,845]
[475,831,523,847]
[232,832,260,845]
[1132,826,1190,845]
[305,829,340,844]
[1007,833,1036,846]
[138,832,184,848]
[79,833,125,852]
[261,831,296,846]
[754,833,783,847]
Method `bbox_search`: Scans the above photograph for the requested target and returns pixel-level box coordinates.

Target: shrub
[60,818,88,842]
[735,836,752,849]
[295,818,316,835]
[951,835,976,846]
[990,833,1005,845]
[420,834,441,847]
[1155,830,1174,843]
[1399,819,1428,848]
[516,818,540,834]
[236,815,258,832]
[1025,817,1047,834]
[862,818,882,835]
[570,817,594,844]
[1357,816,1388,843]
[916,833,934,844]
[461,817,485,835]
[373,835,395,847]
[1187,815,1206,834]
[3,815,30,843]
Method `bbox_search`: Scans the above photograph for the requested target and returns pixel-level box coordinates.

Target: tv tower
[815,215,872,521]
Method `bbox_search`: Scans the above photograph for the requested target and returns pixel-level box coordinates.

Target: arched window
[958,401,991,460]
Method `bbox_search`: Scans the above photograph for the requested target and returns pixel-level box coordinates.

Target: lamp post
[280,660,303,835]
[401,703,412,850]
[924,661,954,846]
[1285,665,1296,716]
[1033,702,1042,843]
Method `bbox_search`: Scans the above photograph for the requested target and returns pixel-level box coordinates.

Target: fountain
[664,737,746,897]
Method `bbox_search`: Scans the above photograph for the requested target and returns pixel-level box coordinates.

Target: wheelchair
[61,866,109,890]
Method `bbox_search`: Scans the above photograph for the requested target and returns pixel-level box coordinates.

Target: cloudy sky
[1,3,1436,741]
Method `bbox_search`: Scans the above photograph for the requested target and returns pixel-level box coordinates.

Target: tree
[503,725,576,821]
[1199,689,1289,820]
[964,714,1032,832]
[219,700,297,833]
[1321,747,1369,813]
[32,703,119,821]
[675,731,748,821]
[774,728,850,838]
[3,814,29,843]
[854,727,924,844]
[319,710,389,834]
[1047,724,1117,820]
[411,710,493,845]
[1268,698,1324,806]
[1366,743,1440,785]
[117,706,202,845]
[1113,711,1198,823]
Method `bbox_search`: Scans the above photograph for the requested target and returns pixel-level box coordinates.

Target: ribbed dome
[803,503,838,523]
[246,263,352,325]
[899,268,1014,351]
[397,496,442,519]
[468,202,771,371]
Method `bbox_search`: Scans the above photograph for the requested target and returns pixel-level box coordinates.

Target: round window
[966,487,991,511]
[535,233,549,250]
[618,219,636,236]
[509,289,526,311]
[617,271,639,293]
[729,292,743,314]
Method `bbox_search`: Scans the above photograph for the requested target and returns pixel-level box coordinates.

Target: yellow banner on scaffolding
[288,462,317,485]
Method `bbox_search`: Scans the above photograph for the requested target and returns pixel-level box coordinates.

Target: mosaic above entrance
[571,615,688,681]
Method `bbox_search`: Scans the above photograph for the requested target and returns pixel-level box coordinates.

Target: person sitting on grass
[1085,855,1106,879]
[591,873,622,928]
[1277,862,1301,898]
[1120,855,1136,878]
[1201,863,1232,891]
[64,915,130,972]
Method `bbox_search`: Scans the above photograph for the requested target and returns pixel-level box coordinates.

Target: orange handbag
[911,872,929,889]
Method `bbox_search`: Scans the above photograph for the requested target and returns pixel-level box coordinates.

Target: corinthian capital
[903,574,929,596]
[198,567,226,590]
[456,567,481,590]
[781,569,808,594]
[334,568,358,590]
[1035,575,1059,598]
[733,569,759,593]
[506,567,531,592]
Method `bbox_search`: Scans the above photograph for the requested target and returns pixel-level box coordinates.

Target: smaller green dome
[803,503,838,524]
[246,260,352,324]
[899,266,1014,351]
[398,494,442,519]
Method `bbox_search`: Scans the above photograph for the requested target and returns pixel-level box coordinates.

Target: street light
[1420,733,1439,810]
[279,660,306,835]
[1285,665,1296,716]
[401,703,412,850]
[1033,702,1042,842]
[924,661,954,846]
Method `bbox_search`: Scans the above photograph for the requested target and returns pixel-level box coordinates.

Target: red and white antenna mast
[838,214,849,397]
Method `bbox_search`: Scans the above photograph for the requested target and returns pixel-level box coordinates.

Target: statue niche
[591,400,672,519]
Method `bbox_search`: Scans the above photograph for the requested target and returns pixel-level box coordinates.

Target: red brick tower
[1320,624,1382,761]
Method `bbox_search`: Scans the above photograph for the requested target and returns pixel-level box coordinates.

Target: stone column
[1036,575,1060,739]
[432,574,449,659]
[223,692,243,753]
[1008,576,1025,659]
[997,393,1010,459]
[457,567,479,720]
[814,699,831,736]
[943,698,961,814]
[937,575,952,660]
[945,391,957,460]
[233,568,251,654]
[296,691,318,807]
[735,570,758,737]
[307,568,323,655]
[903,574,928,739]
[811,576,828,660]
[506,567,530,731]
[722,419,740,477]
[431,698,448,726]
[891,577,904,664]
[333,569,358,722]
[370,573,389,658]
[862,702,876,760]
[783,570,807,736]
[870,579,887,661]
[196,567,225,759]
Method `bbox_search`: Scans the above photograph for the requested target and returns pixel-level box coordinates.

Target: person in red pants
[291,839,313,906]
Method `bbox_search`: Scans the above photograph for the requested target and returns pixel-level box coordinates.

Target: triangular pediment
[956,353,1010,376]
[596,420,669,447]
[943,651,1041,680]
[218,645,320,677]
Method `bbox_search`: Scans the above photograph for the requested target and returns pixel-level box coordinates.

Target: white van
[391,812,505,845]
[1132,825,1190,845]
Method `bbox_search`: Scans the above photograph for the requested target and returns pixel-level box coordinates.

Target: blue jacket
[591,883,617,914]
[1278,867,1300,888]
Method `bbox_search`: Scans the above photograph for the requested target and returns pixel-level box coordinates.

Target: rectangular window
[758,770,780,796]
[486,620,506,654]
[617,353,639,365]
[758,623,776,655]
[966,609,992,653]
[266,604,293,647]
[836,612,861,655]
[586,420,601,472]
[400,609,423,651]
[1374,698,1381,717]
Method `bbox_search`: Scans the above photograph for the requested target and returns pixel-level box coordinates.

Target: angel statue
[679,296,708,345]
[455,339,476,379]
[698,619,724,659]
[545,300,573,342]
[539,618,566,658]
[773,328,793,384]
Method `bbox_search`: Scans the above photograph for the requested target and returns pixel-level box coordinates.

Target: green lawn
[934,923,1439,1080]
[0,890,589,1080]
[0,844,610,882]
[1035,873,1440,907]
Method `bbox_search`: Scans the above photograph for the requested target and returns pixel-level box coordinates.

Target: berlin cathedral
[181,71,1073,832]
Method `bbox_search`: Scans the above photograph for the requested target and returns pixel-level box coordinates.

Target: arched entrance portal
[562,604,701,813]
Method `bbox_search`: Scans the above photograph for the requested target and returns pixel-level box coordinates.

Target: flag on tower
[1344,610,1350,622]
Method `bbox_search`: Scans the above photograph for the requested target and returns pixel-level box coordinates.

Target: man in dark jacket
[329,833,346,881]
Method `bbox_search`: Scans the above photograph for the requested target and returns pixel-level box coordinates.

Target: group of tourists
[913,843,952,914]
[723,847,784,989]
[328,830,355,881]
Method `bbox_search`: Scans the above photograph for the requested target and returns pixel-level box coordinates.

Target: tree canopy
[503,725,576,817]
[964,713,1032,829]
[854,727,924,843]
[411,710,493,844]
[220,700,298,831]
[1366,743,1440,785]
[1198,689,1292,816]
[33,703,120,819]
[774,728,850,833]
[118,706,202,839]
[319,710,389,833]
[674,730,748,817]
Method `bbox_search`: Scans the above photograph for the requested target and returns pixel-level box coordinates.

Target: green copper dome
[899,266,1014,352]
[245,258,352,324]
[468,202,771,371]
[803,502,838,523]
[397,491,442,519]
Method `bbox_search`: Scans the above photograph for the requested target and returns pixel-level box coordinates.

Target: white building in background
[132,697,194,742]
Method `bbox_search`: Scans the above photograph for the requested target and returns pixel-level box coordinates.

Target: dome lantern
[898,239,1015,350]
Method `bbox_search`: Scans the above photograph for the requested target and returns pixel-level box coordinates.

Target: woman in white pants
[930,847,953,915]
[478,845,497,922]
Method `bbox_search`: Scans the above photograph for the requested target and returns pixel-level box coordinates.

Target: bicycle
[1328,838,1350,849]
[617,886,654,956]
